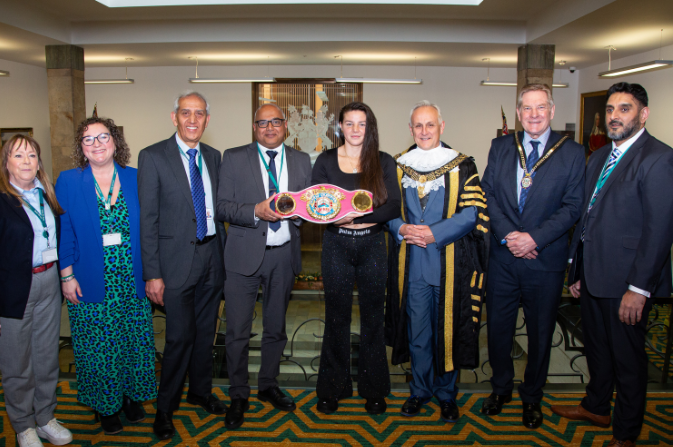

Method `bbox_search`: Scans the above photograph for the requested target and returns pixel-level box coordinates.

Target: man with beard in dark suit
[552,82,673,447]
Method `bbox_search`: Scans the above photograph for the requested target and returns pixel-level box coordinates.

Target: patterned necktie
[266,150,280,232]
[518,140,540,214]
[187,149,207,240]
[581,146,622,241]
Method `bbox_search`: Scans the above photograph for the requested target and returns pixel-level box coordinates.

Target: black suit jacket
[569,129,673,298]
[0,192,61,319]
[482,131,585,272]
[217,142,312,276]
[138,134,226,289]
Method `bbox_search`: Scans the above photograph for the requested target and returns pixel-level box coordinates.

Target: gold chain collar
[514,132,568,177]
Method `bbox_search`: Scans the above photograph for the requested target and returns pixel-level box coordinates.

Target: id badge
[103,233,122,246]
[206,208,213,221]
[42,248,58,263]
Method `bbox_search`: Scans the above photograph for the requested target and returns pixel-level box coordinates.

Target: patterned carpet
[1,382,672,446]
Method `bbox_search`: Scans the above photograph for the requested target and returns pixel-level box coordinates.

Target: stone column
[45,45,86,180]
[515,44,555,131]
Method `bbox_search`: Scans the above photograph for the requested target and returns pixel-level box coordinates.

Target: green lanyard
[94,166,118,221]
[178,146,203,174]
[21,188,50,246]
[257,143,284,192]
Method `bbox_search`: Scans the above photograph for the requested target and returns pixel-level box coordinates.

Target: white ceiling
[0,0,672,70]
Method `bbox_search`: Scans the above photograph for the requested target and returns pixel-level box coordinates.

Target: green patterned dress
[68,188,158,415]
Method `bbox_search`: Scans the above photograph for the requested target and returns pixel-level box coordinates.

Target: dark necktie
[266,150,280,232]
[518,140,540,214]
[187,149,207,240]
[581,146,623,241]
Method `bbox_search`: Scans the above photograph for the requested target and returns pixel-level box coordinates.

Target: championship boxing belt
[273,184,374,224]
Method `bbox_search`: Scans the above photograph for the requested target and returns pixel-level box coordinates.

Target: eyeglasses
[81,133,111,146]
[255,118,285,128]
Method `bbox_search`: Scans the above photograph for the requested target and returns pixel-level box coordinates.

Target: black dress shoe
[440,400,460,422]
[225,399,249,430]
[365,398,387,415]
[152,410,175,440]
[481,392,512,415]
[401,396,424,417]
[317,397,338,414]
[95,412,123,435]
[258,387,297,411]
[122,395,145,423]
[522,402,543,429]
[186,392,228,415]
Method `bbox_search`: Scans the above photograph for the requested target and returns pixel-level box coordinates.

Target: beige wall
[577,43,673,148]
[84,64,579,172]
[0,59,52,176]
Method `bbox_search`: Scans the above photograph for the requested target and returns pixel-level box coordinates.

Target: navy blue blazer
[56,163,145,302]
[0,192,61,318]
[481,131,585,272]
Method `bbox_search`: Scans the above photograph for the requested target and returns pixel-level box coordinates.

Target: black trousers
[485,258,565,403]
[157,239,224,413]
[316,231,390,400]
[580,269,652,442]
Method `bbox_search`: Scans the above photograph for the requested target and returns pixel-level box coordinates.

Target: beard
[607,116,641,141]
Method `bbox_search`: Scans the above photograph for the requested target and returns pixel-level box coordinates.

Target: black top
[311,147,401,224]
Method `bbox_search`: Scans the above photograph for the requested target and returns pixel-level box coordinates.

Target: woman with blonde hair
[0,135,73,447]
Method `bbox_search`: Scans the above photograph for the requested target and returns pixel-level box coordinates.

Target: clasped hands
[400,224,436,248]
[505,231,538,259]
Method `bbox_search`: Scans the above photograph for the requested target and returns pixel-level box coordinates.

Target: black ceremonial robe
[385,143,490,373]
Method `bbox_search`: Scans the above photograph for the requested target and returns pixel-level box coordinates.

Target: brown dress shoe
[550,403,610,428]
[607,438,635,447]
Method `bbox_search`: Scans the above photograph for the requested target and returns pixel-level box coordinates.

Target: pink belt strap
[273,184,374,224]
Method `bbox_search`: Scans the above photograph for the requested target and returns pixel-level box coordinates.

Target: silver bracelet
[60,275,76,283]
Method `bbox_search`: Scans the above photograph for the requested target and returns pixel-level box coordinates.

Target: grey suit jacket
[138,133,225,289]
[217,142,312,276]
[569,129,673,298]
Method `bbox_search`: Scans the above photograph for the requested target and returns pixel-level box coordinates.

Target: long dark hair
[73,117,131,169]
[0,135,63,214]
[339,102,387,207]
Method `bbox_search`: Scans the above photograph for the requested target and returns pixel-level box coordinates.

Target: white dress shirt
[255,143,291,246]
[176,134,216,236]
[12,178,57,267]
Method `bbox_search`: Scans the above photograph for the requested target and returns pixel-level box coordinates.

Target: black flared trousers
[316,230,391,400]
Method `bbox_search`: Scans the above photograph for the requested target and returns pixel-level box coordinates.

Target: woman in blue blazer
[56,117,157,435]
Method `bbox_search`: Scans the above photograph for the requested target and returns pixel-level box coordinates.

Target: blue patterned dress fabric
[187,148,207,240]
[581,146,622,241]
[518,140,540,214]
[266,150,280,232]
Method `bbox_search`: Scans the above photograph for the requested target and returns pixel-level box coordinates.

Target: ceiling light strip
[0,70,9,76]
[480,81,569,88]
[85,79,134,84]
[189,77,275,83]
[336,77,422,84]
[598,60,673,77]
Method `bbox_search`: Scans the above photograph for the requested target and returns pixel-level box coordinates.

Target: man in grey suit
[217,103,311,430]
[138,92,226,440]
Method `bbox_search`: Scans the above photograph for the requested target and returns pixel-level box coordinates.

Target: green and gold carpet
[1,382,672,446]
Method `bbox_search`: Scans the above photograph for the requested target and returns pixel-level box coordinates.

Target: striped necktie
[581,146,622,241]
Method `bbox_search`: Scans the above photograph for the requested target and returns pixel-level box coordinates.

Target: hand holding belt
[272,184,374,224]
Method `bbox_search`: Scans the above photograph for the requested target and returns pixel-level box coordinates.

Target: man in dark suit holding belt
[138,92,227,440]
[552,83,673,447]
[481,84,585,428]
[217,103,312,430]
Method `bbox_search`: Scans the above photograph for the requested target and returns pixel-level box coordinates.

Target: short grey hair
[516,84,554,110]
[409,100,443,125]
[173,91,210,115]
[254,103,286,121]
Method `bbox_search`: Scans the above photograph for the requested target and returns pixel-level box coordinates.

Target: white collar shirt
[256,143,291,246]
[175,134,215,237]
